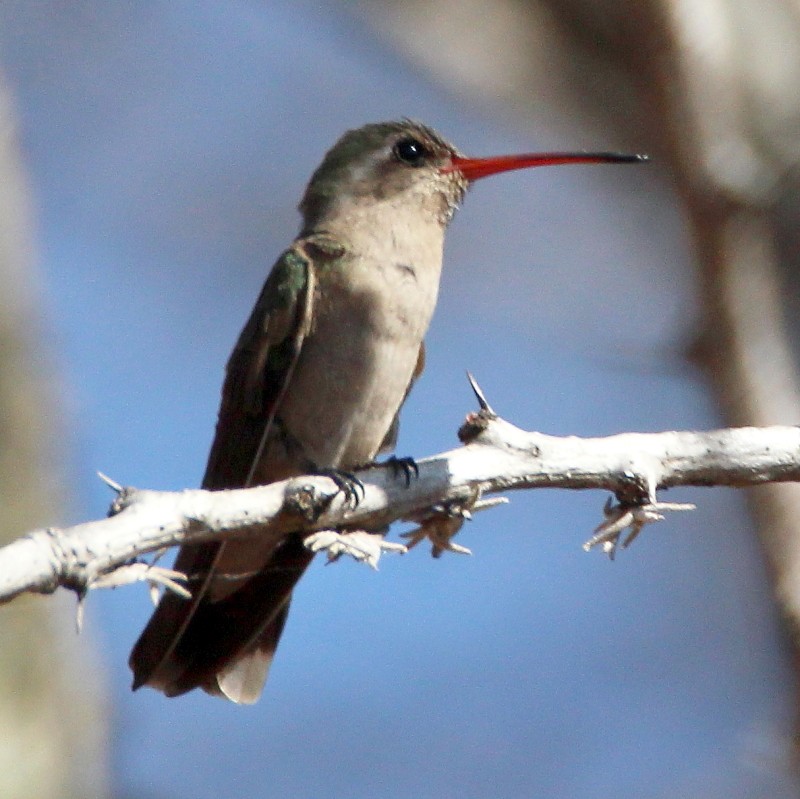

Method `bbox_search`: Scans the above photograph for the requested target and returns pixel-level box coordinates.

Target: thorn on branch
[75,563,190,632]
[110,493,134,516]
[97,471,123,494]
[97,474,139,516]
[466,372,496,415]
[91,562,191,597]
[402,489,506,557]
[459,373,498,443]
[584,496,696,559]
[303,530,406,569]
[75,594,87,634]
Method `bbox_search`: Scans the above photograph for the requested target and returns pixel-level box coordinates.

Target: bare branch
[2,413,800,605]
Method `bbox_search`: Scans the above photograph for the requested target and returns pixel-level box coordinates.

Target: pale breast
[278,215,444,468]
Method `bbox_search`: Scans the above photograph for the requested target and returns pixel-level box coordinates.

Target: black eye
[394,137,429,166]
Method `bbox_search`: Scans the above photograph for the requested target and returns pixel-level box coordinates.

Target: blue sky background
[0,1,797,797]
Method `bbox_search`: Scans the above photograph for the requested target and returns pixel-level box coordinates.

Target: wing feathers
[129,242,317,696]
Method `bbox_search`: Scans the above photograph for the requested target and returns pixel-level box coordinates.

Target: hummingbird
[129,120,645,704]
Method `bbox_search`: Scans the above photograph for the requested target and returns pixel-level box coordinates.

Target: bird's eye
[394,137,429,166]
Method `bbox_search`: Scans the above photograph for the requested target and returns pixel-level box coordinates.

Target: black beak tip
[601,152,651,164]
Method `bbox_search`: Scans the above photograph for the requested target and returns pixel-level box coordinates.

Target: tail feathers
[129,540,223,693]
[129,535,313,700]
[207,602,291,704]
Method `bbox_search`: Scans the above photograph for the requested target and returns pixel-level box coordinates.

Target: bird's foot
[381,455,419,487]
[304,530,406,569]
[314,467,365,509]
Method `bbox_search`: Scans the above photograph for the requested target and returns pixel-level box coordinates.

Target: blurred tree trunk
[361,0,800,679]
[534,0,800,634]
[0,73,109,798]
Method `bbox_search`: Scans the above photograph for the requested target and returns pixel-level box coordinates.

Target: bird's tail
[129,534,314,704]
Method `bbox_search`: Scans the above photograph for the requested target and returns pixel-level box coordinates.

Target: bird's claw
[383,455,419,487]
[303,530,407,569]
[315,467,365,509]
[584,496,696,558]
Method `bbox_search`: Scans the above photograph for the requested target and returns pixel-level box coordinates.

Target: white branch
[2,407,800,604]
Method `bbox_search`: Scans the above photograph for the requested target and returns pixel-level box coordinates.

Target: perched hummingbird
[129,120,645,703]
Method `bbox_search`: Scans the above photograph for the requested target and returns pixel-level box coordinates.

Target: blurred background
[1,1,799,797]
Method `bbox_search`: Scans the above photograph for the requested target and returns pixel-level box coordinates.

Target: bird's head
[299,119,647,230]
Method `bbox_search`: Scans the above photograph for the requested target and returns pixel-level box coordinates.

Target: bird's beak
[446,151,649,182]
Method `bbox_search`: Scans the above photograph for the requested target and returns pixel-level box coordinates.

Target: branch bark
[2,409,800,605]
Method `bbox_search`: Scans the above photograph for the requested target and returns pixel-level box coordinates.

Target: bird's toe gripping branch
[381,455,419,487]
[313,467,365,509]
